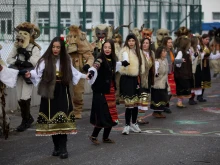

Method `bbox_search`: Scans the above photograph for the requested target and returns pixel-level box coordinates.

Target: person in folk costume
[0,45,19,139]
[209,28,220,78]
[197,34,211,102]
[174,36,193,108]
[188,35,203,105]
[137,37,155,124]
[118,33,146,135]
[150,46,169,118]
[161,37,175,113]
[196,33,220,102]
[6,22,41,132]
[25,37,91,159]
[87,39,128,144]
[66,25,94,119]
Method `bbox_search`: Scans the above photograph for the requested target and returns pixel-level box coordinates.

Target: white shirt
[30,59,86,86]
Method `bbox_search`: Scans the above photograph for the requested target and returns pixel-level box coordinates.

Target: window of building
[213,12,220,20]
[100,12,114,26]
[79,12,92,29]
[38,12,49,35]
[61,12,71,28]
[144,12,158,35]
[0,12,12,35]
[166,12,179,34]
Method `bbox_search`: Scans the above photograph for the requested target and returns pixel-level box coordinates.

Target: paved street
[1,77,220,165]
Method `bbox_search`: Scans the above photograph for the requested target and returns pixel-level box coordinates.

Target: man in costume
[6,22,41,132]
[92,24,113,58]
[155,28,170,50]
[66,25,94,119]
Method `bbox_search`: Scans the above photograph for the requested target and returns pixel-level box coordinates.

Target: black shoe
[16,119,27,132]
[116,100,120,105]
[52,149,60,156]
[198,98,207,102]
[213,73,218,78]
[26,115,34,128]
[188,99,197,105]
[60,152,68,159]
[59,135,68,159]
[164,107,172,114]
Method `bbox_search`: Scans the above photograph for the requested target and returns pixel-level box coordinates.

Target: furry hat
[175,26,191,37]
[15,22,40,39]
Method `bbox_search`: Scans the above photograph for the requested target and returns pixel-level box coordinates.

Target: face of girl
[128,38,135,49]
[103,42,112,56]
[202,37,210,45]
[52,41,61,56]
[161,49,167,58]
[142,39,150,51]
[167,39,173,49]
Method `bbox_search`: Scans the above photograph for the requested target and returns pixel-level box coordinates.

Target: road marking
[175,120,208,125]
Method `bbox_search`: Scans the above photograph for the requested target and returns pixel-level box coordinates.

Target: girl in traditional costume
[137,37,155,124]
[88,39,128,144]
[150,46,169,118]
[118,33,145,135]
[25,37,90,159]
[174,36,193,108]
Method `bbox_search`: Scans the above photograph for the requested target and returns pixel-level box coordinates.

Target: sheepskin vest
[38,57,73,99]
[118,47,145,76]
[153,58,168,89]
[140,50,155,88]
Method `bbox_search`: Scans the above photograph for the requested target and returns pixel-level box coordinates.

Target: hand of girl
[182,58,186,62]
[25,71,31,78]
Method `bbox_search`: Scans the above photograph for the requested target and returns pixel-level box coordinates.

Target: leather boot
[59,135,68,159]
[52,135,60,156]
[24,98,34,128]
[16,100,27,132]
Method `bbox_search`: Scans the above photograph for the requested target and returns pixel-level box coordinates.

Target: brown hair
[155,46,166,59]
[162,36,172,47]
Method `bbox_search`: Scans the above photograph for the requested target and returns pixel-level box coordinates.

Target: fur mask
[156,28,169,42]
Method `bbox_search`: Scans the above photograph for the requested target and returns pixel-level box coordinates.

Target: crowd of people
[1,21,220,159]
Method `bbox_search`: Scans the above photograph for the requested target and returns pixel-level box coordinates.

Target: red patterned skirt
[90,82,119,127]
[168,73,176,95]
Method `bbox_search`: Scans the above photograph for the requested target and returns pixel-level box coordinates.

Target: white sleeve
[175,51,183,67]
[30,60,45,86]
[155,61,159,75]
[122,51,129,62]
[88,66,97,85]
[116,61,122,72]
[209,52,220,60]
[71,65,86,85]
[0,66,19,88]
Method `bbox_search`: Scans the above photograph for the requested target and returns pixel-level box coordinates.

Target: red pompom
[60,36,64,41]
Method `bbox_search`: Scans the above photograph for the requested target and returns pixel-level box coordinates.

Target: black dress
[90,56,119,127]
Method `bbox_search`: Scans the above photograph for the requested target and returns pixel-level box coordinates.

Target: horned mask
[14,22,40,49]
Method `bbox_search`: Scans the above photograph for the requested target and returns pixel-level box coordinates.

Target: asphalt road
[1,77,220,165]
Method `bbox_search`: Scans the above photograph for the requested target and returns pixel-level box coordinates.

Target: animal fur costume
[173,26,191,52]
[155,28,170,50]
[209,28,220,77]
[66,25,94,119]
[6,22,41,132]
[92,24,113,58]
